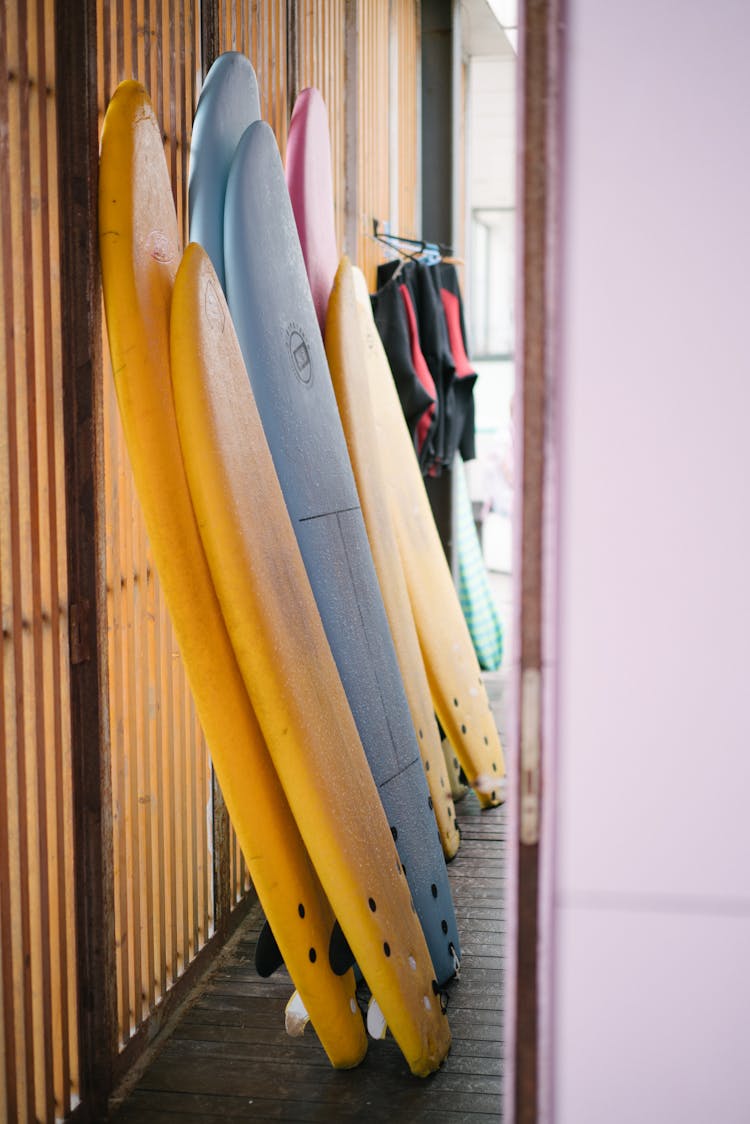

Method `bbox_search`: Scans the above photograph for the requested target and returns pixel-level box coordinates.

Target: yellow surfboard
[325,259,460,861]
[171,242,452,1078]
[98,80,366,1069]
[350,267,507,808]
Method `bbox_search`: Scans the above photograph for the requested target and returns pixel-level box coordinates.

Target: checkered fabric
[455,463,504,671]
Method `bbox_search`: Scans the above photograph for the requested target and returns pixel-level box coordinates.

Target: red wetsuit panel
[440,288,475,379]
[399,283,436,456]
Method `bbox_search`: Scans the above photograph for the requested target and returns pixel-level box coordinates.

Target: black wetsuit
[372,259,477,476]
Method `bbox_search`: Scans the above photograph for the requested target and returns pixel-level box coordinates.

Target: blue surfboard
[189,52,260,289]
[221,120,460,986]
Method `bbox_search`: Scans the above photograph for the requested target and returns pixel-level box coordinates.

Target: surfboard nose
[189,51,261,289]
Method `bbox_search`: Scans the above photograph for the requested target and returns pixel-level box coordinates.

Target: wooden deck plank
[114,1090,505,1122]
[109,674,507,1121]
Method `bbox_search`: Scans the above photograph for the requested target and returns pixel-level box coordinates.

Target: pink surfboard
[285,87,339,334]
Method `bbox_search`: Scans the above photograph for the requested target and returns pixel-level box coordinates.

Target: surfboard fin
[285,990,310,1037]
[255,919,285,978]
[366,996,388,1040]
[329,920,356,976]
[441,734,469,802]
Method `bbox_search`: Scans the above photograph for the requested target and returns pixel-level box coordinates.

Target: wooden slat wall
[294,0,346,260]
[357,0,391,288]
[0,2,423,1116]
[96,0,217,1051]
[0,1,80,1120]
[211,0,420,289]
[395,0,419,244]
[216,0,288,153]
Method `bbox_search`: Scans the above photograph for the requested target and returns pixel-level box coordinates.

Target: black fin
[329,920,356,976]
[255,919,284,978]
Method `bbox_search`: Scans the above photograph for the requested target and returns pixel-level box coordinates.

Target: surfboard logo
[286,323,313,385]
[144,228,176,264]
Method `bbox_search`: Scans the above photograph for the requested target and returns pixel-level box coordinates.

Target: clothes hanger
[372,219,442,260]
[372,219,463,270]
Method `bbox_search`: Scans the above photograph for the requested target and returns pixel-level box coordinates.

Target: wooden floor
[110,675,507,1123]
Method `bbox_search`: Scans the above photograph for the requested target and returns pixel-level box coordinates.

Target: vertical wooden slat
[5,4,37,1113]
[151,594,166,1001]
[57,0,116,1112]
[139,527,157,1019]
[286,0,297,118]
[173,662,186,977]
[122,469,142,1035]
[24,4,56,1115]
[202,0,221,73]
[0,13,23,1118]
[199,712,211,946]
[356,0,393,285]
[396,0,418,240]
[160,596,178,995]
[187,687,198,962]
[212,772,232,936]
[105,333,131,1048]
[344,0,359,260]
[40,0,79,1104]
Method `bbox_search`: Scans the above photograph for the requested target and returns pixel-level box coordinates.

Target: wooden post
[200,0,220,76]
[286,0,299,123]
[513,0,559,1120]
[55,0,117,1114]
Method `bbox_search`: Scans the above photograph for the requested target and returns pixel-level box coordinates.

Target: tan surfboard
[350,266,507,808]
[325,258,461,861]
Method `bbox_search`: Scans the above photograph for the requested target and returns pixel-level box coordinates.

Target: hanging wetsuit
[372,258,479,478]
[371,260,439,473]
[408,261,458,475]
[376,259,479,475]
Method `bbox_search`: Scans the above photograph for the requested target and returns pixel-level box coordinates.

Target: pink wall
[548,1,750,1120]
